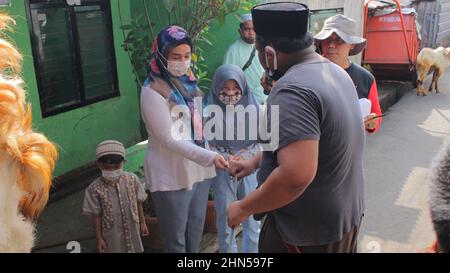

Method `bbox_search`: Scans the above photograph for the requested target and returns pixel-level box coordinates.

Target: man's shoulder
[270,82,319,107]
[224,39,247,56]
[278,57,335,88]
[350,63,375,81]
[287,54,336,75]
[226,39,243,49]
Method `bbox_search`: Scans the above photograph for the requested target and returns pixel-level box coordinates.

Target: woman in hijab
[205,64,261,253]
[140,25,228,253]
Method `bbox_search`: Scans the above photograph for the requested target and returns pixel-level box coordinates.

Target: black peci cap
[251,2,310,38]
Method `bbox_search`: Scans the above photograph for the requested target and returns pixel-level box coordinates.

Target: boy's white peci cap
[96,140,126,160]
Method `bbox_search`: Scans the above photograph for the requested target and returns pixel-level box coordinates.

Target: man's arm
[228,87,321,227]
[228,139,318,226]
[229,152,262,179]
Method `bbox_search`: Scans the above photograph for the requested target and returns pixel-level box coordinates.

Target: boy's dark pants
[259,214,362,253]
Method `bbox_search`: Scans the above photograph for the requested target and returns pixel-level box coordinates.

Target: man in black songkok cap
[228,2,366,253]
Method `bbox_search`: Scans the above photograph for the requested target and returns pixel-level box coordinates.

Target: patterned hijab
[145,25,205,147]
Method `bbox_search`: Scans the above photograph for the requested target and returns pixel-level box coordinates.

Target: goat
[416,47,450,96]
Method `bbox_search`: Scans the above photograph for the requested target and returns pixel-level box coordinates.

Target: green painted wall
[123,141,147,177]
[202,16,242,84]
[2,0,142,176]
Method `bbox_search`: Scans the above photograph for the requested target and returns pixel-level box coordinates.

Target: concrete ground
[33,186,241,253]
[33,189,97,253]
[358,69,450,253]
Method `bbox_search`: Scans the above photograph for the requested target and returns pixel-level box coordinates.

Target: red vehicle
[363,0,420,82]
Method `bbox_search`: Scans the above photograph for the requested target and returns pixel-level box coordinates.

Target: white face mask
[166,59,191,77]
[156,46,191,77]
[102,168,123,180]
[264,46,282,81]
[265,46,278,71]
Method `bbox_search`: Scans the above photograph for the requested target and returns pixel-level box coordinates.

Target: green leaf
[199,38,213,46]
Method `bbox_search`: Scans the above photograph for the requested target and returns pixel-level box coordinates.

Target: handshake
[213,154,257,180]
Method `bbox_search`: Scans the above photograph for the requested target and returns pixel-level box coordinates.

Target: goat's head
[441,47,450,62]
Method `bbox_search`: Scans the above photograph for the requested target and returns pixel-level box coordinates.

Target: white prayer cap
[240,13,252,23]
[96,140,126,160]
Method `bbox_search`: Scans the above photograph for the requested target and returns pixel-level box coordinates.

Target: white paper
[359,98,371,119]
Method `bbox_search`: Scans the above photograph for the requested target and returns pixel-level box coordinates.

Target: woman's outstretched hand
[213,154,229,170]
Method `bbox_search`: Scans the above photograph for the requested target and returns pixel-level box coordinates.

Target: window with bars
[26,0,119,117]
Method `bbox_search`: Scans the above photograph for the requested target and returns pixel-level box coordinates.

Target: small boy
[83,140,149,253]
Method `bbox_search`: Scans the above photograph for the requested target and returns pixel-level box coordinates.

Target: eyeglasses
[323,36,346,46]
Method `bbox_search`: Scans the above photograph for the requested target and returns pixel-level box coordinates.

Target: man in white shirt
[223,14,267,104]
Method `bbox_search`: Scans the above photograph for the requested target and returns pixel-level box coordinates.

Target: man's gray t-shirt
[257,53,365,246]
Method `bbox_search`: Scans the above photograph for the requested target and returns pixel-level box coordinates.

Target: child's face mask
[219,80,242,105]
[101,168,123,181]
[219,92,242,105]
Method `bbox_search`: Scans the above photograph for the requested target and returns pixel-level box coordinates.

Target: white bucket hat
[314,14,367,56]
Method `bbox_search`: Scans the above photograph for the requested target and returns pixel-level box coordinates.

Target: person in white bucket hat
[315,14,383,133]
[314,14,367,57]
